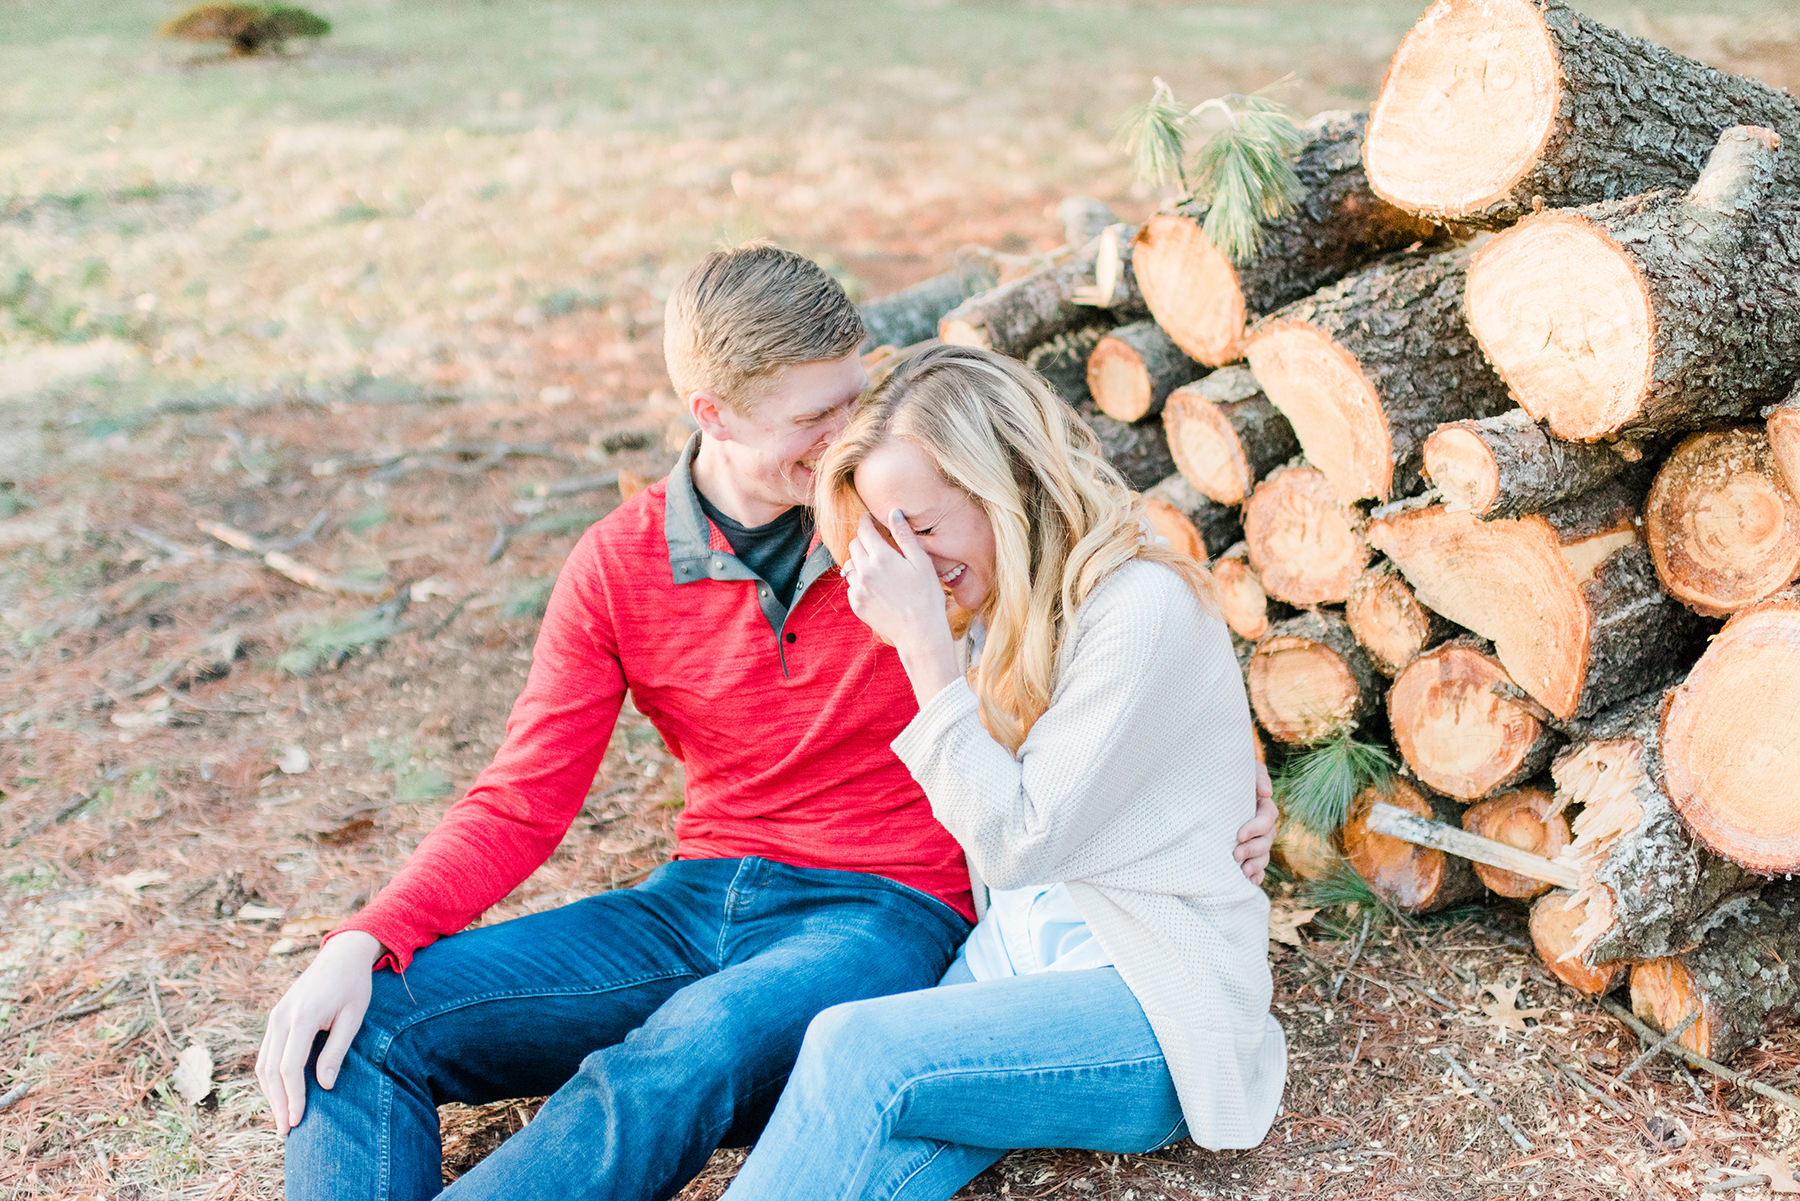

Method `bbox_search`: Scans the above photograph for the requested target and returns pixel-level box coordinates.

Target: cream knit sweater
[891,559,1287,1149]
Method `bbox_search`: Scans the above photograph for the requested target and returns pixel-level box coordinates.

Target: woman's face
[853,436,998,612]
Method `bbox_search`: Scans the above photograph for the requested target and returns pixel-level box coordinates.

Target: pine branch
[1187,95,1305,262]
[1115,77,1191,192]
[1274,732,1396,838]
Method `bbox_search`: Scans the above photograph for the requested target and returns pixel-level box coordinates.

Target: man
[257,244,1277,1201]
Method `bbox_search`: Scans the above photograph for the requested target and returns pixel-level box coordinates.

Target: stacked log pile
[858,0,1800,1066]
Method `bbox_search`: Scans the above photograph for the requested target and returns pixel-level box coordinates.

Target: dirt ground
[4,2,1800,1198]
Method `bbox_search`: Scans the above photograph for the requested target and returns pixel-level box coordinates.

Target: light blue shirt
[959,882,1113,980]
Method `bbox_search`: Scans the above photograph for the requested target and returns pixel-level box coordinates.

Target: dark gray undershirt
[694,491,815,609]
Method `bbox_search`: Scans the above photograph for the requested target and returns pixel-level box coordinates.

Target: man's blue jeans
[720,964,1189,1201]
[282,856,969,1201]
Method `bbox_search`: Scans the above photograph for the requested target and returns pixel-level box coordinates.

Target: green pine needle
[277,609,406,677]
[1115,78,1190,192]
[1274,732,1396,839]
[1300,862,1381,912]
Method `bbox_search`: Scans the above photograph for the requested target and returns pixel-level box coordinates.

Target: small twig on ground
[423,592,476,640]
[1438,1047,1535,1153]
[197,519,389,597]
[266,507,331,552]
[527,470,620,500]
[1330,910,1372,1000]
[2,973,134,1044]
[1599,996,1800,1117]
[1292,1137,1355,1156]
[1703,1174,1772,1193]
[0,1081,30,1113]
[1615,1011,1700,1086]
[126,525,206,561]
[1545,1051,1632,1118]
[146,972,176,1048]
[486,518,515,564]
[6,792,96,848]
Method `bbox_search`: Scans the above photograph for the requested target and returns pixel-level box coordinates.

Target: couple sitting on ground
[255,244,1288,1201]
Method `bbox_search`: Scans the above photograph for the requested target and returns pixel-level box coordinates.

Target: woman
[720,344,1286,1201]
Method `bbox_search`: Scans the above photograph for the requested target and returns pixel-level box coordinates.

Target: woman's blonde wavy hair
[815,343,1214,753]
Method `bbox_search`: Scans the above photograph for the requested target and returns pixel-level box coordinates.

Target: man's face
[709,353,868,510]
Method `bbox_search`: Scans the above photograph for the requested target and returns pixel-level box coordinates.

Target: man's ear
[688,389,733,441]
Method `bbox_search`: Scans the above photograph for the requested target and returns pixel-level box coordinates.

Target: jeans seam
[368,969,698,1069]
[875,1053,1173,1145]
[884,1139,959,1201]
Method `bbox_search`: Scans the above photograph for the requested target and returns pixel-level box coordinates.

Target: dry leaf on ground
[1477,979,1548,1034]
[105,870,173,896]
[1269,904,1321,948]
[1753,1156,1800,1194]
[171,1044,215,1105]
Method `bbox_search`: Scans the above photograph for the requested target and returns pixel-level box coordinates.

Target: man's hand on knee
[256,929,383,1133]
[1233,761,1277,887]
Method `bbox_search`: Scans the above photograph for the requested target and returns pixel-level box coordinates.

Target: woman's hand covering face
[844,510,964,708]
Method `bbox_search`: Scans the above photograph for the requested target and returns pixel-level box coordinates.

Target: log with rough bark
[1244,244,1516,502]
[1771,387,1800,501]
[1366,481,1707,720]
[1462,786,1570,899]
[1212,542,1292,643]
[1082,223,1143,312]
[858,260,1000,352]
[1026,328,1177,492]
[1242,462,1371,607]
[1388,641,1558,802]
[1363,0,1800,228]
[1644,427,1800,618]
[1246,611,1383,745]
[1162,368,1299,506]
[1661,586,1800,874]
[1550,690,1763,969]
[1344,562,1450,677]
[1467,127,1800,443]
[1531,891,1629,997]
[1132,110,1440,367]
[1631,884,1800,1063]
[1344,779,1483,914]
[1143,474,1240,562]
[1087,321,1204,423]
[1059,196,1118,248]
[941,231,1145,356]
[1423,410,1636,519]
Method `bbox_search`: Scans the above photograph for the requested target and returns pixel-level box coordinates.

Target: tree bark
[1133,110,1440,367]
[1344,779,1484,914]
[1660,586,1800,874]
[1344,561,1451,676]
[1551,689,1762,968]
[1531,891,1629,997]
[1388,640,1559,801]
[1466,126,1800,441]
[1631,883,1800,1063]
[1423,410,1636,519]
[1363,0,1800,228]
[1462,786,1570,899]
[1244,245,1516,502]
[1212,541,1293,643]
[941,232,1145,357]
[1059,196,1118,248]
[1247,611,1383,745]
[1771,386,1800,502]
[1366,481,1708,720]
[858,260,1000,352]
[1143,474,1240,562]
[1087,320,1204,423]
[1242,461,1371,607]
[1026,328,1178,492]
[1162,367,1299,506]
[1644,427,1800,617]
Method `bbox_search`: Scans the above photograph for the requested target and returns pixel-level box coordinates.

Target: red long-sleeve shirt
[335,440,974,970]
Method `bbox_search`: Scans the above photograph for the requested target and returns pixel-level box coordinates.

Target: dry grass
[4,1,1800,1197]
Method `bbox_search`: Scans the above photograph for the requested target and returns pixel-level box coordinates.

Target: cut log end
[1244,322,1391,502]
[1345,564,1441,676]
[1344,779,1482,913]
[1463,787,1571,899]
[1363,0,1561,220]
[1143,496,1207,564]
[1166,386,1252,504]
[1630,959,1709,1057]
[1422,425,1501,514]
[1771,393,1800,501]
[1246,612,1380,745]
[1213,545,1278,642]
[1088,334,1157,423]
[1466,213,1654,442]
[937,317,989,349]
[1131,213,1245,366]
[1530,891,1628,997]
[1661,587,1800,873]
[1243,464,1370,607]
[1274,819,1344,882]
[1388,643,1553,801]
[1645,427,1800,617]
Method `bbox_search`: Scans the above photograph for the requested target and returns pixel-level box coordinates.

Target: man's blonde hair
[663,243,866,412]
[815,344,1214,753]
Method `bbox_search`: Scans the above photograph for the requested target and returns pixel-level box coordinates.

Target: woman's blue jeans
[720,963,1189,1201]
[282,856,968,1201]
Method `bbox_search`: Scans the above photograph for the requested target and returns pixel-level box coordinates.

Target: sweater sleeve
[329,529,626,971]
[891,563,1225,892]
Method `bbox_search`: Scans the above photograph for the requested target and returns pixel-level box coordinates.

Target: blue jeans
[720,964,1189,1201]
[283,857,969,1201]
